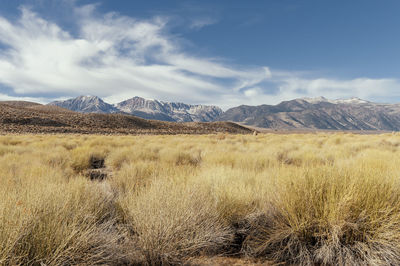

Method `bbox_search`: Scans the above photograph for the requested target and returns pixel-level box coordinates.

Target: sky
[0,0,400,109]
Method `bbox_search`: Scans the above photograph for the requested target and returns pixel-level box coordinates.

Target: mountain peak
[78,95,100,99]
[116,96,222,122]
[300,96,329,104]
[300,96,369,105]
[76,95,103,102]
[332,97,369,104]
[49,95,118,114]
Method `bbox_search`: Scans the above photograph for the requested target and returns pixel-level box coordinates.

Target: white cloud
[0,4,400,110]
[244,88,260,97]
[269,74,400,104]
[0,5,269,107]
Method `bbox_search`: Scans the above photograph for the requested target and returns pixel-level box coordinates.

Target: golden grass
[2,133,400,265]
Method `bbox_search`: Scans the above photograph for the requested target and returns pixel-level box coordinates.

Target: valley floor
[2,133,400,265]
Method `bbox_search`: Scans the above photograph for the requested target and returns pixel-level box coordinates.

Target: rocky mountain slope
[49,95,119,113]
[116,96,223,122]
[45,95,400,131]
[49,96,222,122]
[0,101,251,134]
[219,97,400,131]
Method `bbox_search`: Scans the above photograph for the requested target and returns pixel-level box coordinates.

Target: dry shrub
[0,144,14,156]
[276,151,302,166]
[0,159,139,265]
[134,146,160,162]
[42,147,69,168]
[118,179,234,265]
[106,147,134,170]
[62,142,78,150]
[174,151,202,166]
[0,136,23,146]
[241,166,400,265]
[160,148,202,167]
[200,167,267,226]
[110,160,158,195]
[207,152,238,168]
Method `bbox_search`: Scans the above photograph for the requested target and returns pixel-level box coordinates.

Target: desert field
[2,133,400,265]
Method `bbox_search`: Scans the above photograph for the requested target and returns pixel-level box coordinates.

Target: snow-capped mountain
[49,96,223,122]
[219,97,400,130]
[48,96,119,114]
[115,96,223,122]
[302,96,370,105]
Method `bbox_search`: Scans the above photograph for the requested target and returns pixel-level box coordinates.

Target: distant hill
[49,96,223,122]
[0,101,251,134]
[219,97,400,131]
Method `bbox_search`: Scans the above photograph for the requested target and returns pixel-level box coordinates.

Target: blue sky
[0,0,400,108]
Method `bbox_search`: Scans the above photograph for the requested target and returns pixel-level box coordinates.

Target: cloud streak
[189,17,218,29]
[0,3,399,109]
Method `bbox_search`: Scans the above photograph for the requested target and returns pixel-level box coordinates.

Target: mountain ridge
[49,96,223,122]
[47,95,400,131]
[219,97,400,131]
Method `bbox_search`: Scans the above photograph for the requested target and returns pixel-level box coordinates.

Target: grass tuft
[2,133,400,264]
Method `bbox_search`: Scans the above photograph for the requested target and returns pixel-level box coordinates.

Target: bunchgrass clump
[2,133,400,264]
[117,179,233,264]
[0,150,137,265]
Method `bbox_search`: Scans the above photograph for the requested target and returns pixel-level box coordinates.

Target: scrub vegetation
[1,133,400,265]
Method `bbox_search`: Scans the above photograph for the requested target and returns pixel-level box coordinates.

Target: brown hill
[0,101,251,134]
[1,101,42,108]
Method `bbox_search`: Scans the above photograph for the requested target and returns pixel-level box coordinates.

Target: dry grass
[119,179,233,265]
[2,133,400,265]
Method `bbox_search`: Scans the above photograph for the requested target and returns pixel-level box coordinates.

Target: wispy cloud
[0,4,269,107]
[265,73,400,105]
[0,3,399,109]
[189,17,217,29]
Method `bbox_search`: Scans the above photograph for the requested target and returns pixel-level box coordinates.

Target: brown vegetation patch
[90,155,105,169]
[85,169,110,180]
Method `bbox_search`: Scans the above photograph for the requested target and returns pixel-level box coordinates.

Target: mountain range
[49,96,222,123]
[219,97,400,131]
[49,95,400,131]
